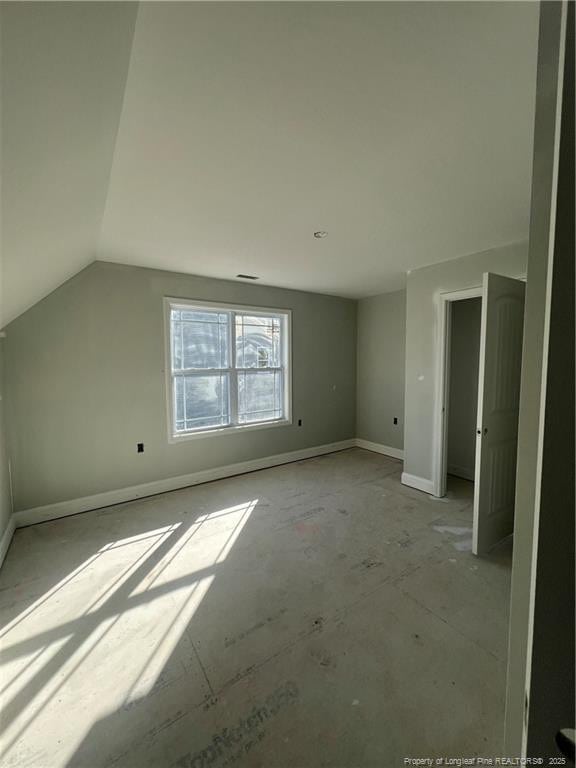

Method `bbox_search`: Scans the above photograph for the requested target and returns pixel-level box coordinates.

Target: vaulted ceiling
[1,1,539,327]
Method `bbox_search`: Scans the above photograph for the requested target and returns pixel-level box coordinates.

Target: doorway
[435,273,526,556]
[446,297,482,483]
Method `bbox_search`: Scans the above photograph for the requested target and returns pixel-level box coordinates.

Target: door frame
[433,275,527,499]
[433,286,483,498]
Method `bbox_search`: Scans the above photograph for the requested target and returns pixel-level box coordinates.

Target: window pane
[173,374,230,432]
[235,314,281,369]
[238,370,283,424]
[171,310,229,370]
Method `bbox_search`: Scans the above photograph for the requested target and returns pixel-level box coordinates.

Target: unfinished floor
[0,449,512,768]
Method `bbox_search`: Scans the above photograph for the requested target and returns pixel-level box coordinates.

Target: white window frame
[164,297,292,442]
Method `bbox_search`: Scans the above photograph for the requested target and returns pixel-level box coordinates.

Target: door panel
[473,273,526,555]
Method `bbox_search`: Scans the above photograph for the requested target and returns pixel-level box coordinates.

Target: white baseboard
[14,439,356,528]
[401,472,435,495]
[0,516,15,568]
[355,439,404,461]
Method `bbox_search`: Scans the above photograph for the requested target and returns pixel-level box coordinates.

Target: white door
[473,273,526,555]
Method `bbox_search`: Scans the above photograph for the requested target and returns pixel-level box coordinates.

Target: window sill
[168,418,292,443]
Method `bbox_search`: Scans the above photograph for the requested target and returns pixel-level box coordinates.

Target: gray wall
[504,2,570,754]
[356,290,405,450]
[527,1,574,748]
[403,241,528,486]
[506,1,574,755]
[527,0,574,749]
[447,298,481,481]
[3,262,357,512]
[0,342,12,542]
[0,4,11,545]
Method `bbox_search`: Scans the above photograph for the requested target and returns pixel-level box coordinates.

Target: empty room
[0,2,573,767]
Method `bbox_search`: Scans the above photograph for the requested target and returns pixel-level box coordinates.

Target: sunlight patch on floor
[0,500,258,766]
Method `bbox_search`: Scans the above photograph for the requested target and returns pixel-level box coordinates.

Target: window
[166,299,291,438]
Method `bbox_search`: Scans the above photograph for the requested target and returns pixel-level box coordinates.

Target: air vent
[236,274,259,280]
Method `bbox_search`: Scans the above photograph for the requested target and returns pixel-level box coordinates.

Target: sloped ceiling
[1,1,539,327]
[0,1,138,327]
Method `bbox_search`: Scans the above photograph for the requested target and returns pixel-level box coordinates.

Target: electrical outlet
[137,443,144,453]
[393,417,398,425]
[298,419,303,427]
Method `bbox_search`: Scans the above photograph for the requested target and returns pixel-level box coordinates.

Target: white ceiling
[1,1,539,326]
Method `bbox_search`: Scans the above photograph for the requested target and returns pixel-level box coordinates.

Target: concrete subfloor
[0,448,512,768]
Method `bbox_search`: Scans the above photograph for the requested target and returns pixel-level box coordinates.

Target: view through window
[167,300,291,436]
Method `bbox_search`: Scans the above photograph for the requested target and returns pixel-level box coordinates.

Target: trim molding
[0,517,15,568]
[401,472,436,495]
[14,439,356,528]
[434,285,484,498]
[355,439,404,461]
